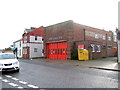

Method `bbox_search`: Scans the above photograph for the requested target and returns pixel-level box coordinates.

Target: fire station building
[44,20,117,60]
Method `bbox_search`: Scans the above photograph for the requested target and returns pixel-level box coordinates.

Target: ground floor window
[19,49,21,56]
[23,48,27,54]
[34,48,38,52]
[91,44,95,52]
[96,45,101,52]
[108,45,112,49]
[91,44,101,52]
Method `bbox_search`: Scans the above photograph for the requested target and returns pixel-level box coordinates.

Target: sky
[0,0,119,49]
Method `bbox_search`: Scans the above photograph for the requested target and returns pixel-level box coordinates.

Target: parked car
[0,53,20,72]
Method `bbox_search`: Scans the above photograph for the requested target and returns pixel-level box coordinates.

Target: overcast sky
[0,0,119,49]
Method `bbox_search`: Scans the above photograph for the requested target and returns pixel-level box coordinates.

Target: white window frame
[113,35,117,42]
[91,44,95,52]
[19,49,21,56]
[34,48,38,52]
[95,33,99,39]
[102,35,106,40]
[96,45,101,52]
[108,36,111,41]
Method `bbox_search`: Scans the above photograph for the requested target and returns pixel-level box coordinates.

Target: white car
[0,53,20,72]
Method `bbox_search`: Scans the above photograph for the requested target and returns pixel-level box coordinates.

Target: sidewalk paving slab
[19,57,120,71]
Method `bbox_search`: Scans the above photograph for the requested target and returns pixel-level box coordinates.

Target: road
[1,59,118,89]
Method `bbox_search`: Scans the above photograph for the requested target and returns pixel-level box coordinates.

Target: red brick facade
[44,20,117,60]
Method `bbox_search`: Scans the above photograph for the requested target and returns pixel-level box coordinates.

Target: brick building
[22,26,44,58]
[44,20,117,60]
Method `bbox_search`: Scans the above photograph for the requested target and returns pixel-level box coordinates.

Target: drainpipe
[83,28,86,41]
[106,33,108,57]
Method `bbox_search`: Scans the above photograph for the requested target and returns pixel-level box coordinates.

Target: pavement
[22,57,120,72]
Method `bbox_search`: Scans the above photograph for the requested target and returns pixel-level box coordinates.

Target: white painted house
[13,39,23,58]
[22,26,44,59]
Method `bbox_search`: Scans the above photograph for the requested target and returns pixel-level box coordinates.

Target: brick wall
[44,20,117,59]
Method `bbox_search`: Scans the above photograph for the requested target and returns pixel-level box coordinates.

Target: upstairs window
[35,36,37,40]
[108,36,111,41]
[24,36,28,43]
[95,34,99,39]
[102,35,106,40]
[113,35,117,42]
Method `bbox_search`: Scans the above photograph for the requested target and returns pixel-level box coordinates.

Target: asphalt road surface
[1,59,118,89]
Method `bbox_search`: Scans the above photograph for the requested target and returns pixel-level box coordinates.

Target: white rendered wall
[29,43,43,58]
[30,36,43,43]
[14,41,23,58]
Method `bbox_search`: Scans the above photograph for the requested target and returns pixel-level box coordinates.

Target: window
[113,35,117,42]
[35,36,37,40]
[0,54,15,59]
[23,48,27,54]
[108,36,111,41]
[19,49,21,56]
[91,44,95,52]
[85,31,95,37]
[24,36,28,43]
[108,45,112,49]
[95,34,99,39]
[34,48,38,52]
[42,38,44,41]
[102,35,106,40]
[96,45,101,52]
[42,49,44,53]
[20,42,21,47]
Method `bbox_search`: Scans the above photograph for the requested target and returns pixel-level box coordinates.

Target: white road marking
[8,83,18,87]
[11,77,19,81]
[4,75,39,88]
[5,75,12,78]
[17,86,24,89]
[2,79,10,83]
[19,81,28,84]
[27,84,39,88]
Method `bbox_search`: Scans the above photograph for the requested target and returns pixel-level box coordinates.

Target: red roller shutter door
[57,42,67,60]
[46,42,67,60]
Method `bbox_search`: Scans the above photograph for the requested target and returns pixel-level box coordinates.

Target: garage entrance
[46,42,67,60]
